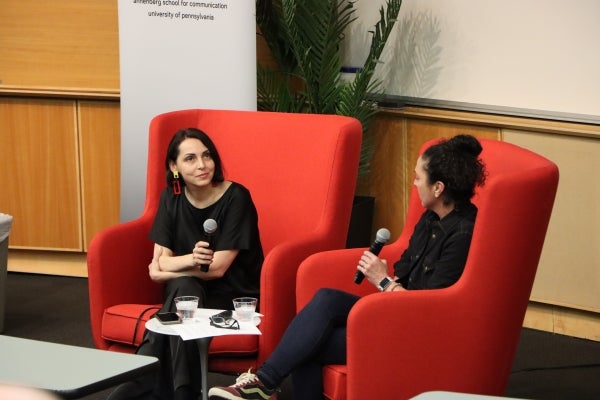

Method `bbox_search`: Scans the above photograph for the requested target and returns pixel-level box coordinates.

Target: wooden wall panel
[404,119,501,177]
[78,101,121,251]
[504,130,600,312]
[0,98,81,250]
[0,0,119,91]
[357,113,407,240]
[359,111,499,241]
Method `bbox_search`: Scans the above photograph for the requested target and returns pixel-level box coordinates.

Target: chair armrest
[87,216,162,349]
[345,285,508,400]
[344,290,450,399]
[257,233,347,364]
[296,248,374,310]
[296,242,410,310]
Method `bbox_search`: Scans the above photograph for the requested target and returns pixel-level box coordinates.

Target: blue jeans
[257,288,360,400]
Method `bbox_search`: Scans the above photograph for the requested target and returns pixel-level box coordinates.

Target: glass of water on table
[174,296,199,320]
[232,297,257,322]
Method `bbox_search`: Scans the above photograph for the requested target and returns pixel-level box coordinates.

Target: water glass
[232,297,257,322]
[174,296,199,320]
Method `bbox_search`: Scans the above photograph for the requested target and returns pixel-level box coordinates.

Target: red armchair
[296,138,559,399]
[87,109,362,373]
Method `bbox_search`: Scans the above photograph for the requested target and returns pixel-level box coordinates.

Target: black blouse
[149,182,263,299]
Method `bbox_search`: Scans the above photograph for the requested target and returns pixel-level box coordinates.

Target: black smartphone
[156,312,182,325]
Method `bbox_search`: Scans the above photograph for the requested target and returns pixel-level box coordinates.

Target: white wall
[349,0,600,121]
[118,0,256,221]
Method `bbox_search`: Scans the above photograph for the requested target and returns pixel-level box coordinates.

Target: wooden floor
[7,250,87,277]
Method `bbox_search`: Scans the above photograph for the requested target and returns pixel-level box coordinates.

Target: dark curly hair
[165,128,225,189]
[422,134,487,206]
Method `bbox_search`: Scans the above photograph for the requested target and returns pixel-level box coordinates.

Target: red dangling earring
[172,171,181,195]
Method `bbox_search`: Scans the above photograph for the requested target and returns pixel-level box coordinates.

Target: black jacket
[394,202,478,290]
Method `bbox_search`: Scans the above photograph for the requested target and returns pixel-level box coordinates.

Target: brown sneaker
[208,369,279,400]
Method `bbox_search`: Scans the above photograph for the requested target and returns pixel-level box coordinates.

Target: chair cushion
[102,304,259,356]
[209,334,259,356]
[102,304,162,346]
[323,364,347,400]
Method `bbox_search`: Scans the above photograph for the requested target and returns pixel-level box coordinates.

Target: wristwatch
[377,277,393,292]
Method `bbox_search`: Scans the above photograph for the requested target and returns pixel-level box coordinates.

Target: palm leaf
[256,0,403,175]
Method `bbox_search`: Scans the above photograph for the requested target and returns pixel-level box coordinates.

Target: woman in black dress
[110,128,263,400]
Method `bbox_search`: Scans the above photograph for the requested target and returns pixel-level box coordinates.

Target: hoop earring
[172,171,181,195]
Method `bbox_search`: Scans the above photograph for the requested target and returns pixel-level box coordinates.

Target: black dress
[109,182,263,400]
[150,181,263,306]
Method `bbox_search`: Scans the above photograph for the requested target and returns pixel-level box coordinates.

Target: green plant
[256,0,402,176]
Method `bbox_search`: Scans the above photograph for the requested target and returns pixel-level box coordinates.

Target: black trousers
[108,276,232,400]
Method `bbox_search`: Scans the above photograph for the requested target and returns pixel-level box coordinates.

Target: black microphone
[200,219,218,272]
[354,228,391,284]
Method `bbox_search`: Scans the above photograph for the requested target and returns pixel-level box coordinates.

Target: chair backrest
[449,138,559,392]
[145,109,362,255]
[464,138,559,311]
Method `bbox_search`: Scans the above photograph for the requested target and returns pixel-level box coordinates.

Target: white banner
[118,0,256,221]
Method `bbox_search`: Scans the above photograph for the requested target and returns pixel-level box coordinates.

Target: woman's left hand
[357,251,389,287]
[148,246,177,282]
[192,240,214,268]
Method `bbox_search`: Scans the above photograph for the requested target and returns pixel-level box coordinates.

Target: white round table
[145,308,261,400]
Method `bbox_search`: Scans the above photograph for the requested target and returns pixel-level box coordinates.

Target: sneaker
[208,369,279,400]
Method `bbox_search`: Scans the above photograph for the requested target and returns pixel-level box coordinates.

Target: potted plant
[256,0,401,175]
[256,0,402,246]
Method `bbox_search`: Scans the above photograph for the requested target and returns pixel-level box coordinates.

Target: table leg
[196,337,213,400]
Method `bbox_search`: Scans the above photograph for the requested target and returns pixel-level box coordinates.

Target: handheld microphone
[200,219,218,272]
[354,228,391,284]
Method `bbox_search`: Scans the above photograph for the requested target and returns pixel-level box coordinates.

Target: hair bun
[449,134,483,157]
